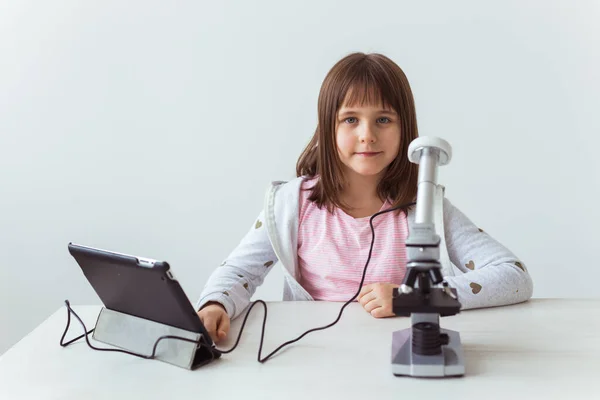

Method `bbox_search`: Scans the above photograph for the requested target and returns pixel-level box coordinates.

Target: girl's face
[335,103,401,181]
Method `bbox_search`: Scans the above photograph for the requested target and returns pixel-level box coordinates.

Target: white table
[0,299,598,399]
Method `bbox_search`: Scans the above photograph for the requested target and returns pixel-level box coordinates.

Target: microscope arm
[393,136,461,316]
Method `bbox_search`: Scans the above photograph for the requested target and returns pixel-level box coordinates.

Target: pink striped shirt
[297,178,409,301]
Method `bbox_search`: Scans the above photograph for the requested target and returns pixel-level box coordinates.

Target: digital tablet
[67,242,218,354]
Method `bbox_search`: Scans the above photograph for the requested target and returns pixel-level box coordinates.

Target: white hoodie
[196,177,533,319]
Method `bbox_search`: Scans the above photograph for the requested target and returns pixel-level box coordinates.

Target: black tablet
[67,242,216,350]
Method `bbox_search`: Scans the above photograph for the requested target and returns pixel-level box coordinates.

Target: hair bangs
[340,67,397,113]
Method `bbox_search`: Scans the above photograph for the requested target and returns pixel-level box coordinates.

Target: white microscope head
[408,137,452,166]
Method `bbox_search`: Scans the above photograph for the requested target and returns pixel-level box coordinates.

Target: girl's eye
[342,117,392,124]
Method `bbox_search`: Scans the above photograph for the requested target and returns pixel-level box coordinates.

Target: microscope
[391,137,465,377]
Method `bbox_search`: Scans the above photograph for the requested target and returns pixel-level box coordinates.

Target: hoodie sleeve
[195,208,278,319]
[442,198,533,310]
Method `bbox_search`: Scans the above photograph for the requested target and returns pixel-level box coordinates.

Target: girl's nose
[359,125,376,143]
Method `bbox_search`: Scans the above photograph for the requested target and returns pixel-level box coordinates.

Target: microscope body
[391,137,465,378]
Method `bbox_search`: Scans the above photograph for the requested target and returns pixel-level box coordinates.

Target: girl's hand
[357,283,400,318]
[197,302,230,343]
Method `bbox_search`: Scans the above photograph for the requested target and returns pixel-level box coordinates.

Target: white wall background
[1,0,598,355]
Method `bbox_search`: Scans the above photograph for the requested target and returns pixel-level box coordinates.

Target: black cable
[213,201,416,363]
[61,201,415,365]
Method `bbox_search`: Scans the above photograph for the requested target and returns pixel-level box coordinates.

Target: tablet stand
[60,301,218,370]
[94,307,215,369]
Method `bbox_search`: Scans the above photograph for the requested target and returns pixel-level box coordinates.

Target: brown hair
[296,52,419,214]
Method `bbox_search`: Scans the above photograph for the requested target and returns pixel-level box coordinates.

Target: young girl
[196,52,533,343]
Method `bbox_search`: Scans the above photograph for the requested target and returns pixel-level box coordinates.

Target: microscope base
[391,326,465,377]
